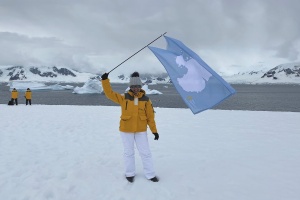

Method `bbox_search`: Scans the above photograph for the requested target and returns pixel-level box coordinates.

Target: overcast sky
[1,0,300,75]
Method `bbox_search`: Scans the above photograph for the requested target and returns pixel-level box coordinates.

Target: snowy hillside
[0,66,95,82]
[222,70,265,84]
[223,62,300,84]
[107,73,170,84]
[260,62,300,84]
[1,62,300,84]
[0,66,170,84]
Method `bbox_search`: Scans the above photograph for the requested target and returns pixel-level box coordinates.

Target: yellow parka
[102,79,157,133]
[11,89,18,99]
[25,90,32,99]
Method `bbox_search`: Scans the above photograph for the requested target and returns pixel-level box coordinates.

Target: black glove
[101,73,109,80]
[153,133,159,140]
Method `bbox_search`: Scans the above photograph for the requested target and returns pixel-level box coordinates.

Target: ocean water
[1,83,300,112]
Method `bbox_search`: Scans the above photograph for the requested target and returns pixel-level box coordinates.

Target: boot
[149,176,159,182]
[126,176,134,183]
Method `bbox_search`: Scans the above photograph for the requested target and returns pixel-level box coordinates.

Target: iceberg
[125,84,162,95]
[72,79,103,94]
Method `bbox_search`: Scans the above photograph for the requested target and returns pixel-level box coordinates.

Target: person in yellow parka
[24,88,32,105]
[11,88,18,105]
[101,71,159,183]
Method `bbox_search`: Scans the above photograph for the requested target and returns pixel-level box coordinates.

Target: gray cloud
[0,0,300,75]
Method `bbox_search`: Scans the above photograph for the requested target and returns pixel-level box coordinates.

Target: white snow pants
[120,131,155,179]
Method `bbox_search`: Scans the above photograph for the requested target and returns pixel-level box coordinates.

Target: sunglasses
[130,85,142,89]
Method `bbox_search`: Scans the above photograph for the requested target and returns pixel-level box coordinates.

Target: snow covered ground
[0,105,299,200]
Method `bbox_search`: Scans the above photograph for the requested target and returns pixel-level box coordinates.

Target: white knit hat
[129,72,142,86]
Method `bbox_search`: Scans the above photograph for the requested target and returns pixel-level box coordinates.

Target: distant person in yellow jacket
[24,88,32,105]
[101,71,159,183]
[11,88,18,105]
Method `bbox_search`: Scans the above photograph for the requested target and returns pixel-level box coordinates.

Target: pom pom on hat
[129,71,142,86]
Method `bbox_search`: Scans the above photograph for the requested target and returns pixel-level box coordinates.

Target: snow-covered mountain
[0,66,95,82]
[113,73,170,84]
[1,62,300,84]
[223,62,300,84]
[0,65,171,84]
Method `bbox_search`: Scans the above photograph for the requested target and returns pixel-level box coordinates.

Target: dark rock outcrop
[53,67,76,77]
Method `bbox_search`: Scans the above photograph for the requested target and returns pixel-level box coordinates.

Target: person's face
[130,85,141,95]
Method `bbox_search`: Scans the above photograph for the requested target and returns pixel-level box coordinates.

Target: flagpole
[108,32,167,73]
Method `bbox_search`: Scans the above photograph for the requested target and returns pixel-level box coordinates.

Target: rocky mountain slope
[222,62,300,84]
[1,62,300,84]
[0,66,95,82]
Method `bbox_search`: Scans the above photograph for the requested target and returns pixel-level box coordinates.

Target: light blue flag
[148,36,236,114]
